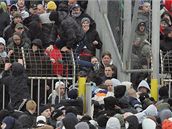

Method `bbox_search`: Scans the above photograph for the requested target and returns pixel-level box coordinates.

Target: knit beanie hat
[159,109,172,122]
[36,115,46,127]
[26,100,37,111]
[142,118,156,129]
[162,119,172,129]
[125,115,139,129]
[68,89,78,99]
[0,37,6,46]
[106,117,121,129]
[62,113,78,129]
[96,114,109,128]
[39,104,51,114]
[52,109,63,120]
[114,85,126,98]
[31,39,43,49]
[75,122,90,129]
[111,78,121,87]
[47,1,57,10]
[2,116,15,129]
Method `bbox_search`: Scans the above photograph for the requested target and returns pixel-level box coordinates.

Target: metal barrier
[1,48,78,112]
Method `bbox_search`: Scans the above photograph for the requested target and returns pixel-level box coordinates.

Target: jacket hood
[12,62,24,76]
[125,115,139,129]
[137,80,150,92]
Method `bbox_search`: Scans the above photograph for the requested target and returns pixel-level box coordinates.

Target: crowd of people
[0,0,172,129]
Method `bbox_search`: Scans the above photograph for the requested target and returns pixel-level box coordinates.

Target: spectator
[70,3,96,29]
[0,2,10,37]
[37,4,45,15]
[3,11,29,41]
[36,115,53,129]
[48,81,66,105]
[137,80,150,95]
[99,51,117,78]
[81,17,102,56]
[15,0,29,19]
[1,116,23,129]
[18,100,37,128]
[7,32,30,63]
[2,62,30,110]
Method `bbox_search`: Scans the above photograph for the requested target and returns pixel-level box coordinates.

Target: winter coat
[3,21,29,41]
[49,11,85,49]
[2,62,30,110]
[45,46,63,76]
[84,29,102,56]
[18,110,36,128]
[0,9,10,37]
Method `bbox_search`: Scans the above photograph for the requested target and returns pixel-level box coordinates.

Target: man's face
[13,35,21,46]
[41,108,51,118]
[104,67,113,77]
[17,0,25,8]
[0,44,5,52]
[142,2,151,13]
[37,4,45,14]
[104,80,113,92]
[71,7,81,17]
[91,57,99,64]
[13,17,22,24]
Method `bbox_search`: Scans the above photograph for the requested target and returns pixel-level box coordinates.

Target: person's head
[68,0,77,5]
[12,32,22,46]
[137,80,150,93]
[40,104,51,118]
[13,12,22,24]
[31,39,43,52]
[138,22,146,32]
[15,23,24,33]
[17,0,25,8]
[104,79,113,92]
[36,115,46,127]
[161,18,170,30]
[55,81,65,96]
[1,116,15,129]
[37,4,45,14]
[26,100,37,113]
[142,2,151,13]
[0,37,6,52]
[29,4,37,15]
[10,4,18,15]
[101,51,112,66]
[81,17,90,32]
[71,4,81,17]
[104,65,114,78]
[91,56,99,64]
[47,1,57,12]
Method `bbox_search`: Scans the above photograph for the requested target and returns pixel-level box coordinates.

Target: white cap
[55,81,65,89]
[0,37,6,46]
[36,115,46,127]
[142,118,156,129]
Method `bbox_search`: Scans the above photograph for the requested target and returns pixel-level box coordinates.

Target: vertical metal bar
[44,79,47,104]
[31,79,33,100]
[21,47,26,69]
[37,79,40,115]
[2,84,5,109]
[71,51,76,88]
[51,79,54,104]
[86,83,92,117]
[169,81,171,98]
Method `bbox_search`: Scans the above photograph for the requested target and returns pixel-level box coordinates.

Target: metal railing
[1,48,78,111]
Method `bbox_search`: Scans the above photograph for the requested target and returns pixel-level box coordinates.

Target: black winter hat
[114,85,126,98]
[39,104,51,114]
[125,115,139,129]
[159,86,169,98]
[31,39,43,49]
[96,114,108,128]
[68,89,78,99]
[104,96,119,110]
[62,113,78,129]
[52,109,63,120]
[49,11,59,23]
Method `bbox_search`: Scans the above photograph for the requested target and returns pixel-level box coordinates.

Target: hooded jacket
[2,62,30,110]
[49,11,85,49]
